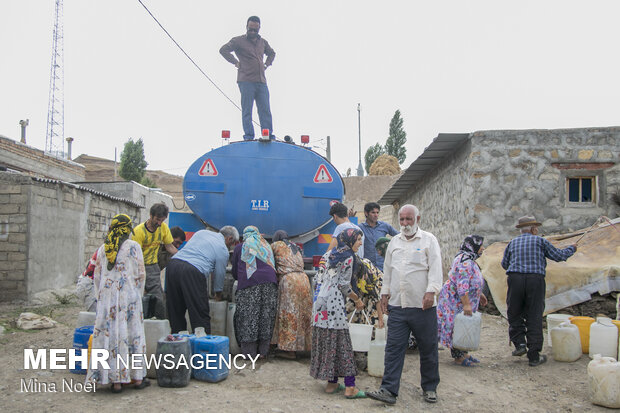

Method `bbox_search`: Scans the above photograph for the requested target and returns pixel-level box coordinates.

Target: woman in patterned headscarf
[270,230,312,359]
[310,228,367,399]
[231,226,278,359]
[436,235,488,366]
[86,214,149,393]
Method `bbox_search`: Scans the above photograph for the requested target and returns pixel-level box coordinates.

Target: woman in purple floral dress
[437,235,488,366]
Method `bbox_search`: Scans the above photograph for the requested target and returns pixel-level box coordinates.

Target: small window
[567,177,595,203]
[141,194,147,207]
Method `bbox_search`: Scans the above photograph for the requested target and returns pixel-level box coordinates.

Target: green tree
[384,110,407,164]
[119,138,148,183]
[364,143,385,172]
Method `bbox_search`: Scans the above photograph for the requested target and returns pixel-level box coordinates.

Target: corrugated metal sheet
[378,133,470,204]
[31,176,144,208]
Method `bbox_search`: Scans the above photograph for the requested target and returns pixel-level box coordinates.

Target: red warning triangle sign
[198,158,218,176]
[313,164,333,183]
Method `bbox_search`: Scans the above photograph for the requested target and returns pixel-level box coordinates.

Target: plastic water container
[452,312,482,351]
[589,317,619,359]
[156,336,192,387]
[226,303,241,355]
[192,335,230,382]
[614,320,620,361]
[76,312,96,328]
[368,327,386,377]
[348,310,373,352]
[588,354,620,408]
[70,325,94,374]
[144,319,171,379]
[209,300,227,336]
[231,281,238,304]
[551,322,582,362]
[546,313,572,346]
[570,316,595,354]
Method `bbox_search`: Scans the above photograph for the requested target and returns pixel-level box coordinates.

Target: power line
[137,0,255,123]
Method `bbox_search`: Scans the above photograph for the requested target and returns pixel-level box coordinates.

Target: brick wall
[0,171,142,302]
[0,135,85,182]
[0,173,29,301]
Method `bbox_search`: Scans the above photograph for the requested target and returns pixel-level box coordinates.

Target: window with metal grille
[567,177,595,203]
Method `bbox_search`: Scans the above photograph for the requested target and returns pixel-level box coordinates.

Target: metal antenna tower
[45,0,64,155]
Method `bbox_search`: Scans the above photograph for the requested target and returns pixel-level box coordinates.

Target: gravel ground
[0,302,612,413]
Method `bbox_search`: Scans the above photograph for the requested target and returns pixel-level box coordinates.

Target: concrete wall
[391,127,619,274]
[0,135,85,182]
[0,172,142,302]
[77,181,174,224]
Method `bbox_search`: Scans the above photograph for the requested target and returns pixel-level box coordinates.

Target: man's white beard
[400,224,418,236]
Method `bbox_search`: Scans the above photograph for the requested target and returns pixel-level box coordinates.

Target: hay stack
[369,154,401,176]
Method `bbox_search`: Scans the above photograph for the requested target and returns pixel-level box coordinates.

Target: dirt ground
[0,302,613,413]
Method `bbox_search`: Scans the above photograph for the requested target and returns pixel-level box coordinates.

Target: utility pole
[326,136,331,162]
[357,103,364,176]
[46,0,65,155]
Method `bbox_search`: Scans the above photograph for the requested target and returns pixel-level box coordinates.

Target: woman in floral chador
[436,235,487,366]
[310,228,366,399]
[86,214,149,392]
[270,230,312,359]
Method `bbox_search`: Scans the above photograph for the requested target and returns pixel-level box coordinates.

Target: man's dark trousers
[381,306,440,396]
[165,259,211,334]
[506,272,546,361]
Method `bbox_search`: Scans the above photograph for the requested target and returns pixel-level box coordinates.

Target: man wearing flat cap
[501,216,577,366]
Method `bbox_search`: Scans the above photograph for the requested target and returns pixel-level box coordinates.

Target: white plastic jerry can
[452,312,482,351]
[550,321,581,362]
[589,317,619,359]
[368,327,386,377]
[588,354,620,408]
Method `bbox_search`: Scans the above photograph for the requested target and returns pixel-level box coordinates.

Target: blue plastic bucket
[70,325,93,374]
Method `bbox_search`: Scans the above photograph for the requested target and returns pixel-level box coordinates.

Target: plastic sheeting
[478,218,620,318]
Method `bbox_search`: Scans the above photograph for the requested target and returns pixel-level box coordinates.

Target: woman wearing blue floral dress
[86,214,149,392]
[310,228,367,399]
[437,235,488,366]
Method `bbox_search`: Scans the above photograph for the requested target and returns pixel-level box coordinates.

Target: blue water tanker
[183,140,344,238]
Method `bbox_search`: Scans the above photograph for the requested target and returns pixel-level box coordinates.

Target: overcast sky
[1,1,619,177]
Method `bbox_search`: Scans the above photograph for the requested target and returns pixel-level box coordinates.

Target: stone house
[378,127,620,271]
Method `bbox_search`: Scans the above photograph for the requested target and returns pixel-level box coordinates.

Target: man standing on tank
[220,16,276,140]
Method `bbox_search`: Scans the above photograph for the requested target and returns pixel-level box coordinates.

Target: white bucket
[546,313,573,346]
[76,311,96,328]
[348,310,373,352]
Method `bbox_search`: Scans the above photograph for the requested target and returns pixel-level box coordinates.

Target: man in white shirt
[367,204,442,405]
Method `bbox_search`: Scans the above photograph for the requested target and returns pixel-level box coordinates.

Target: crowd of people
[80,201,578,404]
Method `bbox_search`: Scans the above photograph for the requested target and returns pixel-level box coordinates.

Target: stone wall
[469,128,620,244]
[0,135,85,182]
[0,172,142,302]
[390,127,619,275]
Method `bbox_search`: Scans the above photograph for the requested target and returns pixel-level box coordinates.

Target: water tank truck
[170,136,347,260]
